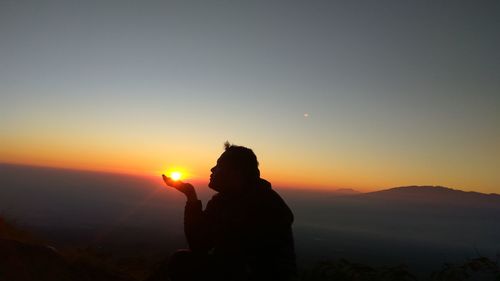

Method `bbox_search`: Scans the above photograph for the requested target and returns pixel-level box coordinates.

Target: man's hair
[223,141,260,180]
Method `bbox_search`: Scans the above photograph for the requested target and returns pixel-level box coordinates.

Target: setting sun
[170,171,182,181]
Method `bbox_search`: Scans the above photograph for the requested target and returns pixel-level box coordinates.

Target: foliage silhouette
[431,256,500,281]
[300,259,416,281]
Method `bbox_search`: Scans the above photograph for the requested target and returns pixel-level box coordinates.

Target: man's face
[208,152,240,192]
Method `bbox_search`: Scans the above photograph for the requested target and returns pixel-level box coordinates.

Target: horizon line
[1,161,495,195]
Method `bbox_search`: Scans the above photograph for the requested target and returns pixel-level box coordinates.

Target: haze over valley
[2,164,499,277]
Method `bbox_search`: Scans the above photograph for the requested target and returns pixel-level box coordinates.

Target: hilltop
[360,185,500,207]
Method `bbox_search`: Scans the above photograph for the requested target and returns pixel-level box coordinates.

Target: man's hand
[162,174,198,201]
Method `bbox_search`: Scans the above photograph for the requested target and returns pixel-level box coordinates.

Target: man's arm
[184,199,214,252]
[161,175,213,253]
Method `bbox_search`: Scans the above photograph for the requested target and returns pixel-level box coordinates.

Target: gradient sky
[1,0,499,192]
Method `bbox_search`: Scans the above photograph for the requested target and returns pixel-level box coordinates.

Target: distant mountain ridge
[332,188,360,195]
[367,185,500,197]
[360,185,500,207]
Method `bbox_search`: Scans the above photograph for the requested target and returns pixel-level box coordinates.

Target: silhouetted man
[149,142,296,281]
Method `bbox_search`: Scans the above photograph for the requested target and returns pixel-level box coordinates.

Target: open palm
[162,174,197,201]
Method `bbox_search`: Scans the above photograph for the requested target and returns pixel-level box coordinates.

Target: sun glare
[170,171,182,181]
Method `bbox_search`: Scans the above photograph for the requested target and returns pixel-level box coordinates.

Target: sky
[1,0,499,192]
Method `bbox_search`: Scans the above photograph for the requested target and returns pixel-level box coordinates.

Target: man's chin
[209,186,221,192]
[208,181,222,192]
[208,181,215,188]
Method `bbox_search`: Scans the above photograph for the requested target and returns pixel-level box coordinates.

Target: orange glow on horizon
[1,137,498,194]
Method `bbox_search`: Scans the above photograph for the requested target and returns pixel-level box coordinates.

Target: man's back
[185,179,296,280]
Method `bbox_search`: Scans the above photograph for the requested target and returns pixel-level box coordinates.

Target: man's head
[209,142,260,193]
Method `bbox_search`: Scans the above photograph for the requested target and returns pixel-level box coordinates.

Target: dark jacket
[184,179,296,280]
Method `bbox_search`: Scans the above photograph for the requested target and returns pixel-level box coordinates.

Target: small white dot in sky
[303,113,309,118]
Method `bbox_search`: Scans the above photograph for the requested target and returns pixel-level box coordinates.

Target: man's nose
[211,166,216,173]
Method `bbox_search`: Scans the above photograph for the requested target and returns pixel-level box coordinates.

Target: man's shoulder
[255,179,284,202]
[254,180,294,224]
